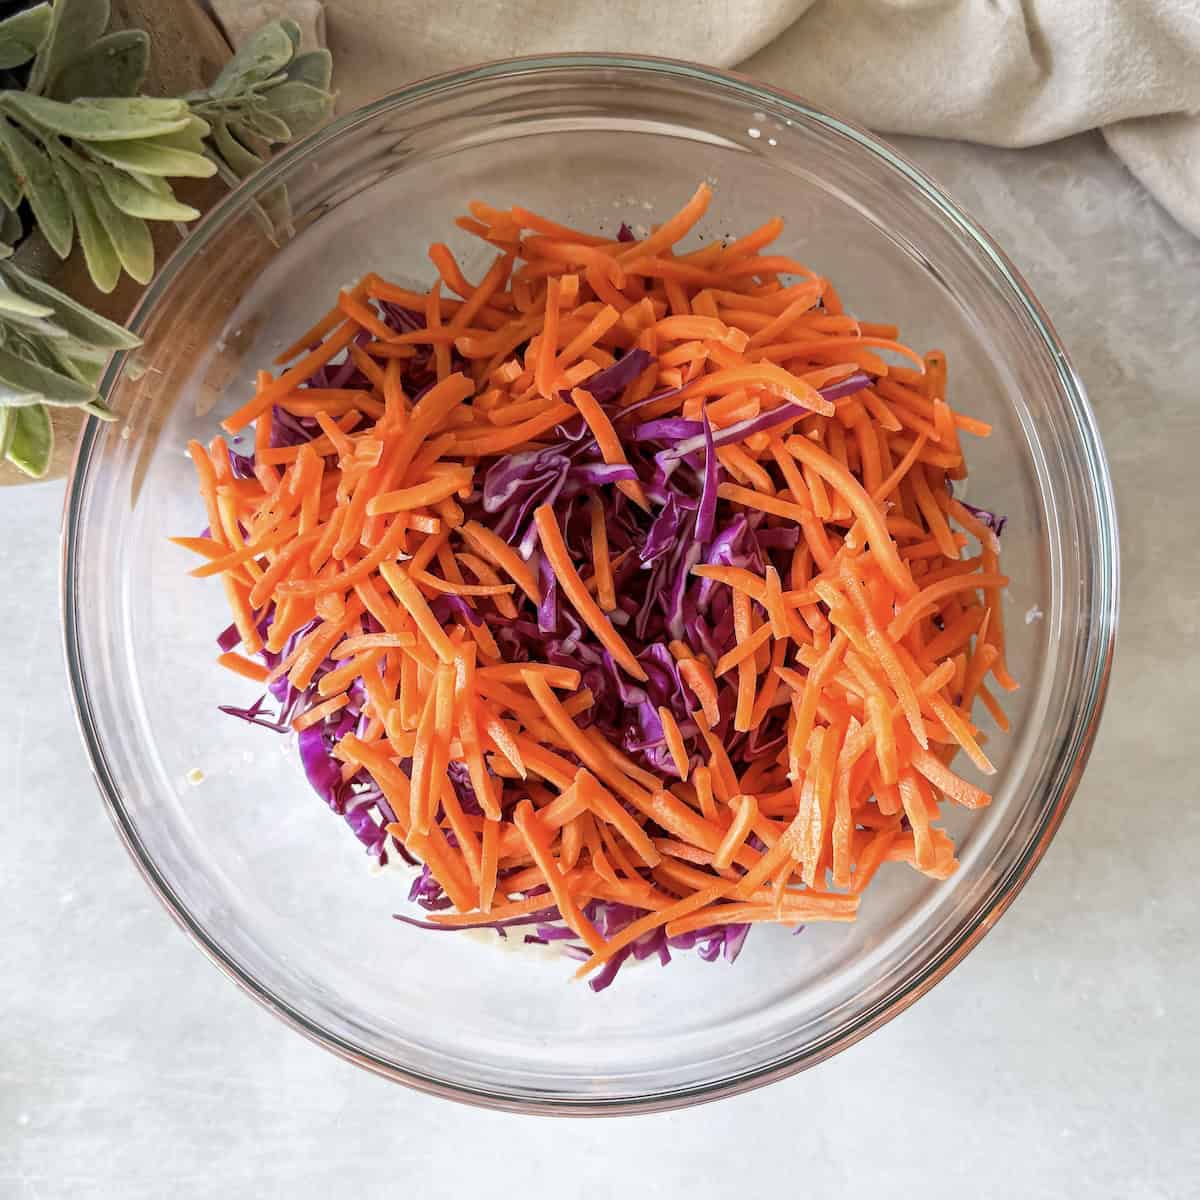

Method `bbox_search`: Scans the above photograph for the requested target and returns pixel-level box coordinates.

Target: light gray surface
[2,131,1197,1198]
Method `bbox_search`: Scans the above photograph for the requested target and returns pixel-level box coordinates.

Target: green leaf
[80,397,115,420]
[70,357,105,387]
[0,315,68,340]
[28,0,111,97]
[284,49,333,92]
[207,21,296,98]
[36,329,99,384]
[211,119,263,180]
[0,405,13,459]
[85,136,216,178]
[0,121,74,257]
[0,205,22,245]
[246,71,289,96]
[0,258,140,349]
[0,93,190,142]
[0,287,54,320]
[49,29,149,101]
[240,104,291,144]
[0,284,56,324]
[0,3,53,72]
[90,183,152,283]
[143,113,211,155]
[0,343,94,406]
[259,81,331,140]
[3,401,52,477]
[129,170,170,196]
[52,154,119,292]
[279,19,302,52]
[229,120,273,161]
[94,160,199,221]
[0,141,20,209]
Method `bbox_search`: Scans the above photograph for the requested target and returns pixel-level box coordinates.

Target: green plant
[0,0,334,478]
[0,242,138,475]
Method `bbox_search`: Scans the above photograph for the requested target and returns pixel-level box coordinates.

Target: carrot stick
[576,769,660,868]
[292,693,349,732]
[570,387,649,511]
[217,651,270,683]
[678,771,711,829]
[712,794,759,871]
[533,505,647,682]
[479,818,500,912]
[678,658,721,728]
[659,706,690,781]
[911,747,992,809]
[617,182,712,263]
[576,884,730,979]
[222,321,358,435]
[514,800,605,952]
[888,572,1010,641]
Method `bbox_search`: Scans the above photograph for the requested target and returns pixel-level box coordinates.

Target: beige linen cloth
[211,0,1200,238]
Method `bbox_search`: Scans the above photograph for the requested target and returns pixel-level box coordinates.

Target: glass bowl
[61,54,1118,1113]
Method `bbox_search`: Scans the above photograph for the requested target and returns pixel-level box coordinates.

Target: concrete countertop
[2,130,1197,1199]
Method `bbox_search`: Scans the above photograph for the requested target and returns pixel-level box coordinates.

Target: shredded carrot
[292,692,349,732]
[570,386,649,511]
[678,657,721,728]
[658,706,690,781]
[712,794,759,871]
[513,799,606,951]
[217,650,270,683]
[183,182,1016,986]
[533,504,647,682]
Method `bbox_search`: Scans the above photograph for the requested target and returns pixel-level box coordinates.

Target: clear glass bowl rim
[60,52,1120,1115]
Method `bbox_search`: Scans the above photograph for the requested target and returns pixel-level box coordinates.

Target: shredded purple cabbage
[946,479,1007,538]
[571,347,654,404]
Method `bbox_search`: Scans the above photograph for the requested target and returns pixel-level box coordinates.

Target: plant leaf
[27,0,112,97]
[0,315,69,340]
[259,81,331,140]
[229,121,273,161]
[94,160,198,221]
[68,356,105,386]
[129,170,170,196]
[206,21,296,98]
[3,401,52,477]
[84,136,216,178]
[0,258,140,349]
[0,93,190,141]
[50,29,149,101]
[0,284,56,324]
[279,18,302,52]
[0,142,20,209]
[0,3,53,72]
[0,121,74,257]
[0,343,94,406]
[90,182,153,283]
[0,205,22,245]
[35,330,101,386]
[211,119,263,180]
[142,114,211,155]
[240,104,291,144]
[247,72,289,97]
[284,49,333,92]
[80,397,115,420]
[0,404,13,459]
[52,154,119,292]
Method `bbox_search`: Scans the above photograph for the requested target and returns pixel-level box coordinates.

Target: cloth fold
[211,0,1200,236]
